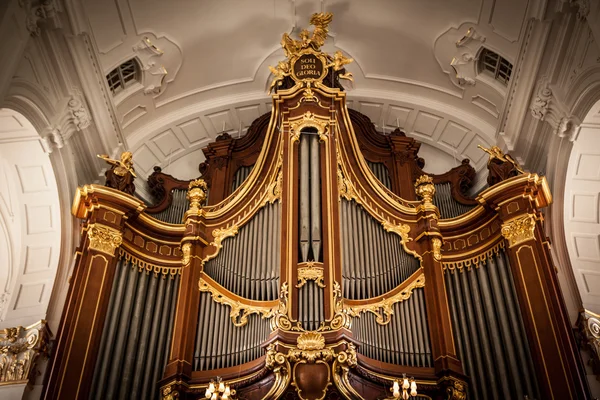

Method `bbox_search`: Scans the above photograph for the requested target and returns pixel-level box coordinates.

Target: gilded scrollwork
[265,333,359,400]
[87,224,123,256]
[345,274,425,325]
[271,282,295,331]
[382,220,421,261]
[289,111,329,143]
[0,320,50,385]
[296,262,325,288]
[438,376,468,400]
[432,237,442,261]
[198,277,275,327]
[501,214,537,248]
[201,224,239,266]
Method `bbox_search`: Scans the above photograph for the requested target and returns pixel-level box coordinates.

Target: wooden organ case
[43,13,591,400]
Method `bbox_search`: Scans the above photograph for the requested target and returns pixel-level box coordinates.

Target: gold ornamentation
[478,145,524,174]
[265,334,358,400]
[186,178,208,215]
[296,262,325,288]
[442,240,505,272]
[329,281,352,330]
[198,277,276,327]
[97,151,136,178]
[432,237,442,261]
[382,220,421,261]
[280,12,333,57]
[266,170,283,204]
[271,282,294,331]
[290,111,329,142]
[345,274,425,325]
[87,224,123,256]
[337,167,357,201]
[438,376,467,400]
[501,214,537,248]
[119,248,181,277]
[162,385,179,400]
[326,50,354,81]
[202,224,239,265]
[415,174,435,203]
[181,242,192,267]
[0,320,50,385]
[268,61,291,94]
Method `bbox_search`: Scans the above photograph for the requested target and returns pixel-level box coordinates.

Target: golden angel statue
[327,50,354,81]
[98,151,137,195]
[268,61,291,93]
[478,145,524,185]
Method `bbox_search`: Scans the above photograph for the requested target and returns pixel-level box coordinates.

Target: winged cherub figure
[268,61,291,93]
[327,50,354,81]
[97,151,137,194]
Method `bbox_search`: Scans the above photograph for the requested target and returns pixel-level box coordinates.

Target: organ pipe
[340,199,420,300]
[444,249,540,400]
[90,259,179,400]
[203,202,281,301]
[193,292,271,371]
[433,182,474,219]
[351,289,433,367]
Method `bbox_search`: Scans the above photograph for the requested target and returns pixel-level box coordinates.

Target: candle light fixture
[204,377,235,400]
[389,374,417,399]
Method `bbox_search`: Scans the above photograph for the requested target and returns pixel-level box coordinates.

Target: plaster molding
[19,0,62,36]
[450,27,487,87]
[531,78,582,141]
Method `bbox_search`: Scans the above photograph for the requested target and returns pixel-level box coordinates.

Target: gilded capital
[87,224,123,256]
[501,214,536,248]
[186,178,208,215]
[0,320,50,385]
[415,174,435,203]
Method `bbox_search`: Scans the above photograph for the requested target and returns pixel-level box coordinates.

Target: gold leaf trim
[296,262,325,288]
[201,225,239,266]
[119,248,181,277]
[198,277,276,327]
[442,240,505,272]
[345,273,425,325]
[87,224,122,256]
[501,214,536,248]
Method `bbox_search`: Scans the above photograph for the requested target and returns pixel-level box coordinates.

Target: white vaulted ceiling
[78,0,542,182]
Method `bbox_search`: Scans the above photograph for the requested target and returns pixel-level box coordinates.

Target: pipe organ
[44,13,592,400]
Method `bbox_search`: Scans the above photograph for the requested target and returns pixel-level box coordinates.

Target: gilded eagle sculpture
[281,12,333,56]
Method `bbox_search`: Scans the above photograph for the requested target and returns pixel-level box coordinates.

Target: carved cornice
[501,214,537,248]
[119,248,181,276]
[0,320,51,385]
[87,223,123,256]
[442,240,505,272]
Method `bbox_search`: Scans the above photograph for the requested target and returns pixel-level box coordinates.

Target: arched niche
[0,108,61,328]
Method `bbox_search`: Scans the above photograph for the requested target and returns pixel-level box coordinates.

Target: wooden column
[202,133,235,205]
[162,179,209,396]
[488,175,591,399]
[43,185,145,400]
[413,175,467,396]
[387,132,421,201]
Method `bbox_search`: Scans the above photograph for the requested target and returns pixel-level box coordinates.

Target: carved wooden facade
[43,13,591,400]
